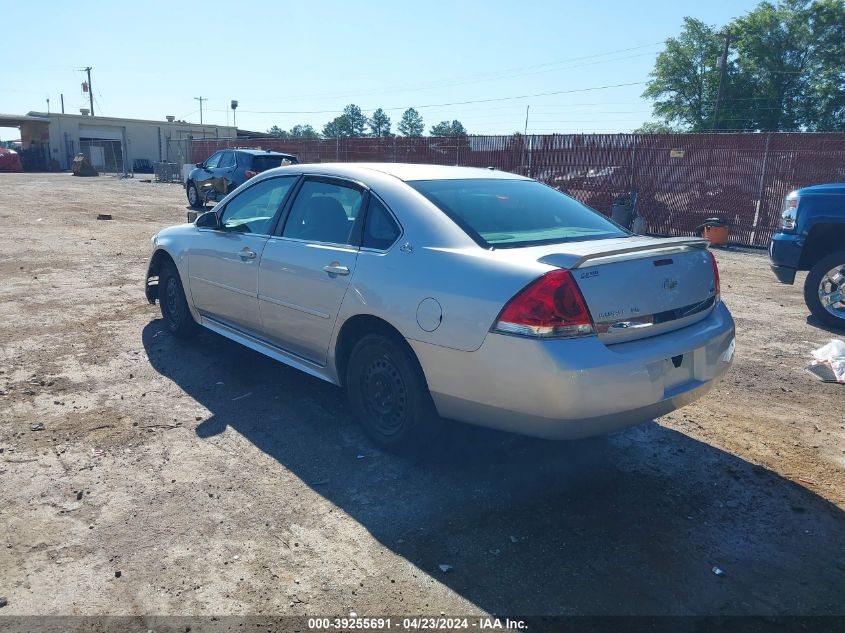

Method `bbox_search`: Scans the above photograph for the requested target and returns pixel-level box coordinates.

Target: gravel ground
[0,172,843,618]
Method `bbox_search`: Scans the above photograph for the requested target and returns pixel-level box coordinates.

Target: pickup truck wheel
[345,333,441,453]
[186,182,203,209]
[159,260,197,338]
[804,251,845,330]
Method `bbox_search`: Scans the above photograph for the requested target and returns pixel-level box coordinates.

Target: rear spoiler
[540,237,710,270]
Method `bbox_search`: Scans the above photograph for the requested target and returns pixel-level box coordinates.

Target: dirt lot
[1,172,843,619]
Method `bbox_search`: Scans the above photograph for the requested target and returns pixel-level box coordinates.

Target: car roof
[285,162,529,182]
[231,149,297,158]
[796,183,845,195]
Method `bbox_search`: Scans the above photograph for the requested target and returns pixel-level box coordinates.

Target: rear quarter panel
[338,245,547,353]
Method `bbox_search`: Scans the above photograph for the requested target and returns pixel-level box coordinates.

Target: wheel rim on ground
[362,355,408,436]
[818,265,845,319]
[165,276,181,326]
[188,186,197,205]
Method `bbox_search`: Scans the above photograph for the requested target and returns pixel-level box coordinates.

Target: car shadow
[142,320,845,616]
[806,314,845,335]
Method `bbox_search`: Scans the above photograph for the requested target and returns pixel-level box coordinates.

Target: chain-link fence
[188,133,845,247]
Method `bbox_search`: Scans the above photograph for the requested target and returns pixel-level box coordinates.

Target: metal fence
[190,133,845,247]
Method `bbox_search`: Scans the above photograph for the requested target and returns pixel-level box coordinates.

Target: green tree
[267,125,291,139]
[641,17,725,131]
[322,115,351,138]
[429,119,468,136]
[633,121,683,133]
[398,108,424,136]
[429,121,452,136]
[729,0,845,131]
[342,104,368,137]
[642,1,845,132]
[449,120,467,136]
[290,124,319,139]
[369,108,392,136]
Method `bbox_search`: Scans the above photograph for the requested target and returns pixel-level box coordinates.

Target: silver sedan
[145,163,735,451]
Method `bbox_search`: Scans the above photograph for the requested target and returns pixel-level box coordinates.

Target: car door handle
[323,263,350,277]
[239,248,256,261]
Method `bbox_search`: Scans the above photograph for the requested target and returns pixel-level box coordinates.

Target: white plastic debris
[809,339,845,383]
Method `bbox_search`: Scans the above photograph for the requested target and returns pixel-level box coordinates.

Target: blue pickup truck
[769,183,845,329]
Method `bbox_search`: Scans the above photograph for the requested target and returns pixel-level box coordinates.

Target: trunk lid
[520,236,717,344]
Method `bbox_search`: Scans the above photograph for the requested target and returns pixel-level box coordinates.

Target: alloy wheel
[818,264,845,319]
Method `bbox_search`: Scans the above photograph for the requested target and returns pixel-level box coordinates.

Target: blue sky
[2,0,763,140]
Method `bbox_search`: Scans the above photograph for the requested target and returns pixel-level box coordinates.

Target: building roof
[26,111,234,130]
[0,113,49,126]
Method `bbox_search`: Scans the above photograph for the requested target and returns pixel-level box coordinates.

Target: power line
[237,81,649,116]
[268,42,664,104]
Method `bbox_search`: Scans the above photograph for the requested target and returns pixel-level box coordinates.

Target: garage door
[79,125,124,172]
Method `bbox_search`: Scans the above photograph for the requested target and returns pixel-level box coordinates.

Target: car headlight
[779,192,799,231]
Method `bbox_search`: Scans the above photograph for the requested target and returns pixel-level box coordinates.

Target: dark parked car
[186,149,298,208]
[769,184,845,329]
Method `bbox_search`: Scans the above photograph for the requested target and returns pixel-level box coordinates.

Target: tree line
[268,104,467,139]
[640,0,845,132]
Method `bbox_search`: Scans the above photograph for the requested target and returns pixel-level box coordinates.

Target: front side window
[409,179,627,248]
[362,197,400,250]
[204,152,222,169]
[219,176,296,234]
[282,179,364,245]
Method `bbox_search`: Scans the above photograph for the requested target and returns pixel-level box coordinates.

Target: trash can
[611,193,634,229]
[698,217,730,246]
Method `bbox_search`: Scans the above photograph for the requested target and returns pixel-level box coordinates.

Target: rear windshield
[409,178,627,248]
[250,155,298,172]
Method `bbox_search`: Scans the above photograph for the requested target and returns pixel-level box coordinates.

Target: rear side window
[409,179,627,248]
[282,179,363,245]
[362,197,400,250]
[252,155,297,172]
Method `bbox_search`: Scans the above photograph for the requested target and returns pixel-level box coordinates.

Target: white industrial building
[1,111,236,172]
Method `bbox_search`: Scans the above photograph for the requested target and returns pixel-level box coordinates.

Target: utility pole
[194,97,206,124]
[60,93,65,114]
[84,67,94,116]
[712,31,731,131]
[46,97,50,114]
[522,105,530,176]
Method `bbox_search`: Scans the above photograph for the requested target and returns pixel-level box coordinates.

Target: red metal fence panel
[190,133,845,247]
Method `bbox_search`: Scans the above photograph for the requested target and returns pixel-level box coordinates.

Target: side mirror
[195,210,220,229]
[195,162,204,168]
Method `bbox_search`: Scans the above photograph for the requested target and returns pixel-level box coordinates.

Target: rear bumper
[410,302,735,439]
[768,233,803,284]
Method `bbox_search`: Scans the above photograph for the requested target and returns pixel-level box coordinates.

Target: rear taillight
[493,269,595,338]
[708,250,721,302]
[244,170,257,179]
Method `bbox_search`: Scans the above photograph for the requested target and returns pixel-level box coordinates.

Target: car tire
[804,250,845,330]
[345,332,442,453]
[159,260,197,338]
[186,182,203,209]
